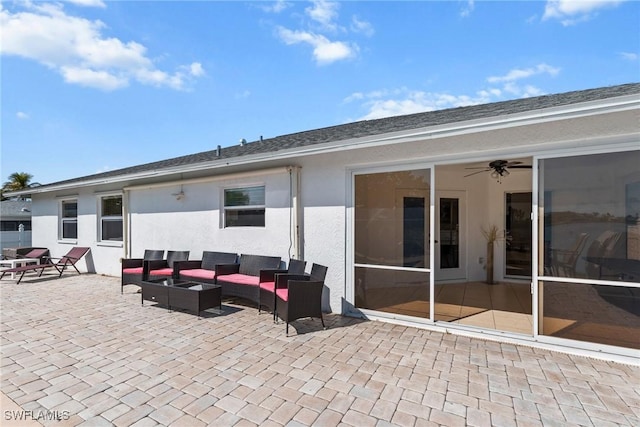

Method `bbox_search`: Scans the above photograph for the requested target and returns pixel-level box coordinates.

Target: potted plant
[481,225,500,284]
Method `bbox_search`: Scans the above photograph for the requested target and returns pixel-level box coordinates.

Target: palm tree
[1,172,40,200]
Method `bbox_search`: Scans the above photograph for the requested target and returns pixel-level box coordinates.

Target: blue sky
[2,0,638,185]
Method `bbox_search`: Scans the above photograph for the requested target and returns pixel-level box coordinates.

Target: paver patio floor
[1,274,639,426]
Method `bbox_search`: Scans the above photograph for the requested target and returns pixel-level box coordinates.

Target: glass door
[353,169,431,318]
[505,192,532,277]
[435,191,466,281]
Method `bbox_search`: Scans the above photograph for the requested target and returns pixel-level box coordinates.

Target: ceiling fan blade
[509,165,532,168]
[464,170,488,178]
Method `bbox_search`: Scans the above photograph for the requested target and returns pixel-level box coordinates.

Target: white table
[0,258,41,279]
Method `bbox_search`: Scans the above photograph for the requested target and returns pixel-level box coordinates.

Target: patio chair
[585,231,624,279]
[18,248,50,261]
[121,250,165,293]
[275,263,328,336]
[145,250,190,280]
[0,247,90,284]
[550,232,589,277]
[258,258,306,319]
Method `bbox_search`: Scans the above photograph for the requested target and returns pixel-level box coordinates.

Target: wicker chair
[275,263,328,336]
[176,251,238,284]
[258,259,306,319]
[146,250,190,280]
[121,250,165,293]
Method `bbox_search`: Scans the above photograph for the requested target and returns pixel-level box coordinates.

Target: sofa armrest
[122,258,144,269]
[174,260,203,273]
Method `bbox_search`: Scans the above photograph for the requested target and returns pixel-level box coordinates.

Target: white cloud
[351,16,374,37]
[349,88,495,121]
[543,0,625,25]
[487,63,560,83]
[186,62,205,77]
[235,89,251,99]
[306,0,340,32]
[66,0,106,8]
[259,1,291,14]
[277,27,357,65]
[0,2,204,91]
[619,52,639,61]
[16,111,29,120]
[348,63,560,120]
[274,1,369,66]
[460,0,475,18]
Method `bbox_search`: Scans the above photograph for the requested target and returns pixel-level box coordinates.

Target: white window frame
[59,198,78,242]
[222,185,266,228]
[97,193,123,244]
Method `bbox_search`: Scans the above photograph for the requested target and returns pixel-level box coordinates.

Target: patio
[1,274,639,426]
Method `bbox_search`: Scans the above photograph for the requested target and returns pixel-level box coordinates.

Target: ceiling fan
[464,160,532,181]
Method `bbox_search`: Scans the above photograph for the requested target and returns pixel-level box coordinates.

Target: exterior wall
[126,169,296,273]
[27,106,638,318]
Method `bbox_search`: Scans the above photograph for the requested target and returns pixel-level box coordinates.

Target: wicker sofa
[215,254,282,306]
[176,251,239,284]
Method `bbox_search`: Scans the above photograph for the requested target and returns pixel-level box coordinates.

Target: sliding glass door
[354,169,431,318]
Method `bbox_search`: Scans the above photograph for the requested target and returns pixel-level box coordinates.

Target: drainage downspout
[288,166,303,260]
[123,189,131,259]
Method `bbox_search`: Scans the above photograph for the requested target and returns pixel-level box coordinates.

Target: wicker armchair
[121,250,165,293]
[275,263,328,336]
[176,251,238,284]
[145,250,190,280]
[258,259,306,319]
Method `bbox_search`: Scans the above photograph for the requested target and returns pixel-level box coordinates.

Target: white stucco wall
[126,169,296,265]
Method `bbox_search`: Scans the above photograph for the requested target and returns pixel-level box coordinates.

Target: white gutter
[122,166,294,191]
[14,93,640,196]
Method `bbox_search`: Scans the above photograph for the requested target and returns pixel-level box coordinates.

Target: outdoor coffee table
[0,258,40,280]
[140,278,222,317]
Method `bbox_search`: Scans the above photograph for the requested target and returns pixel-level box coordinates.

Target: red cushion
[150,268,173,276]
[276,288,288,302]
[123,267,143,274]
[181,269,216,280]
[259,281,275,292]
[219,273,259,286]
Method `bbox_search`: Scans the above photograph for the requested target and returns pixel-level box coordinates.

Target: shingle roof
[31,82,640,190]
[0,200,32,219]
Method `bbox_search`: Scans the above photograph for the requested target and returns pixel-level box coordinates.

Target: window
[224,186,265,227]
[99,195,123,241]
[60,199,78,240]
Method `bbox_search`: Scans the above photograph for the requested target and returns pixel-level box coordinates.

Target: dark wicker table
[140,278,222,317]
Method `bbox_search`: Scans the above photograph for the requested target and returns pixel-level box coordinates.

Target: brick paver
[1,274,639,426]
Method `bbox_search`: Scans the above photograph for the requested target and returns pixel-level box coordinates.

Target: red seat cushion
[122,267,143,274]
[220,274,259,286]
[181,269,215,280]
[276,288,288,302]
[259,281,275,292]
[150,268,173,276]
